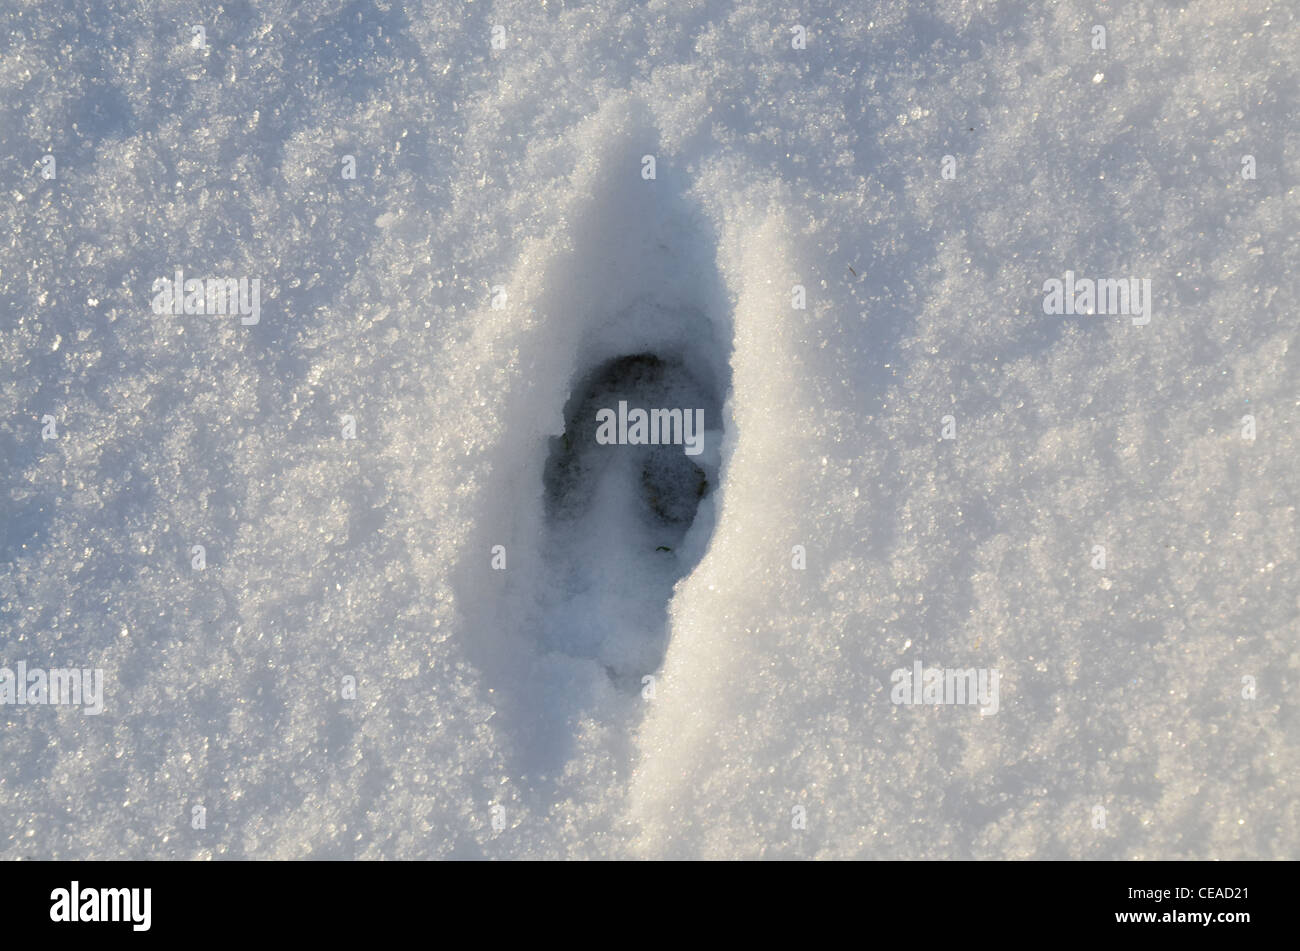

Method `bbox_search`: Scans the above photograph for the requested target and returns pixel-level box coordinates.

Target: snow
[1,0,1297,859]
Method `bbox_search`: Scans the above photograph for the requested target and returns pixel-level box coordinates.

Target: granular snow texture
[1,0,1297,858]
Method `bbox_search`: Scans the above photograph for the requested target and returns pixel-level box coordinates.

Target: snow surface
[1,0,1297,859]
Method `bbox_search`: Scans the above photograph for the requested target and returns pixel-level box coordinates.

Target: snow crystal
[1,0,1295,859]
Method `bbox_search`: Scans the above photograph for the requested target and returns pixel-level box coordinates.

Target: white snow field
[1,0,1297,859]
